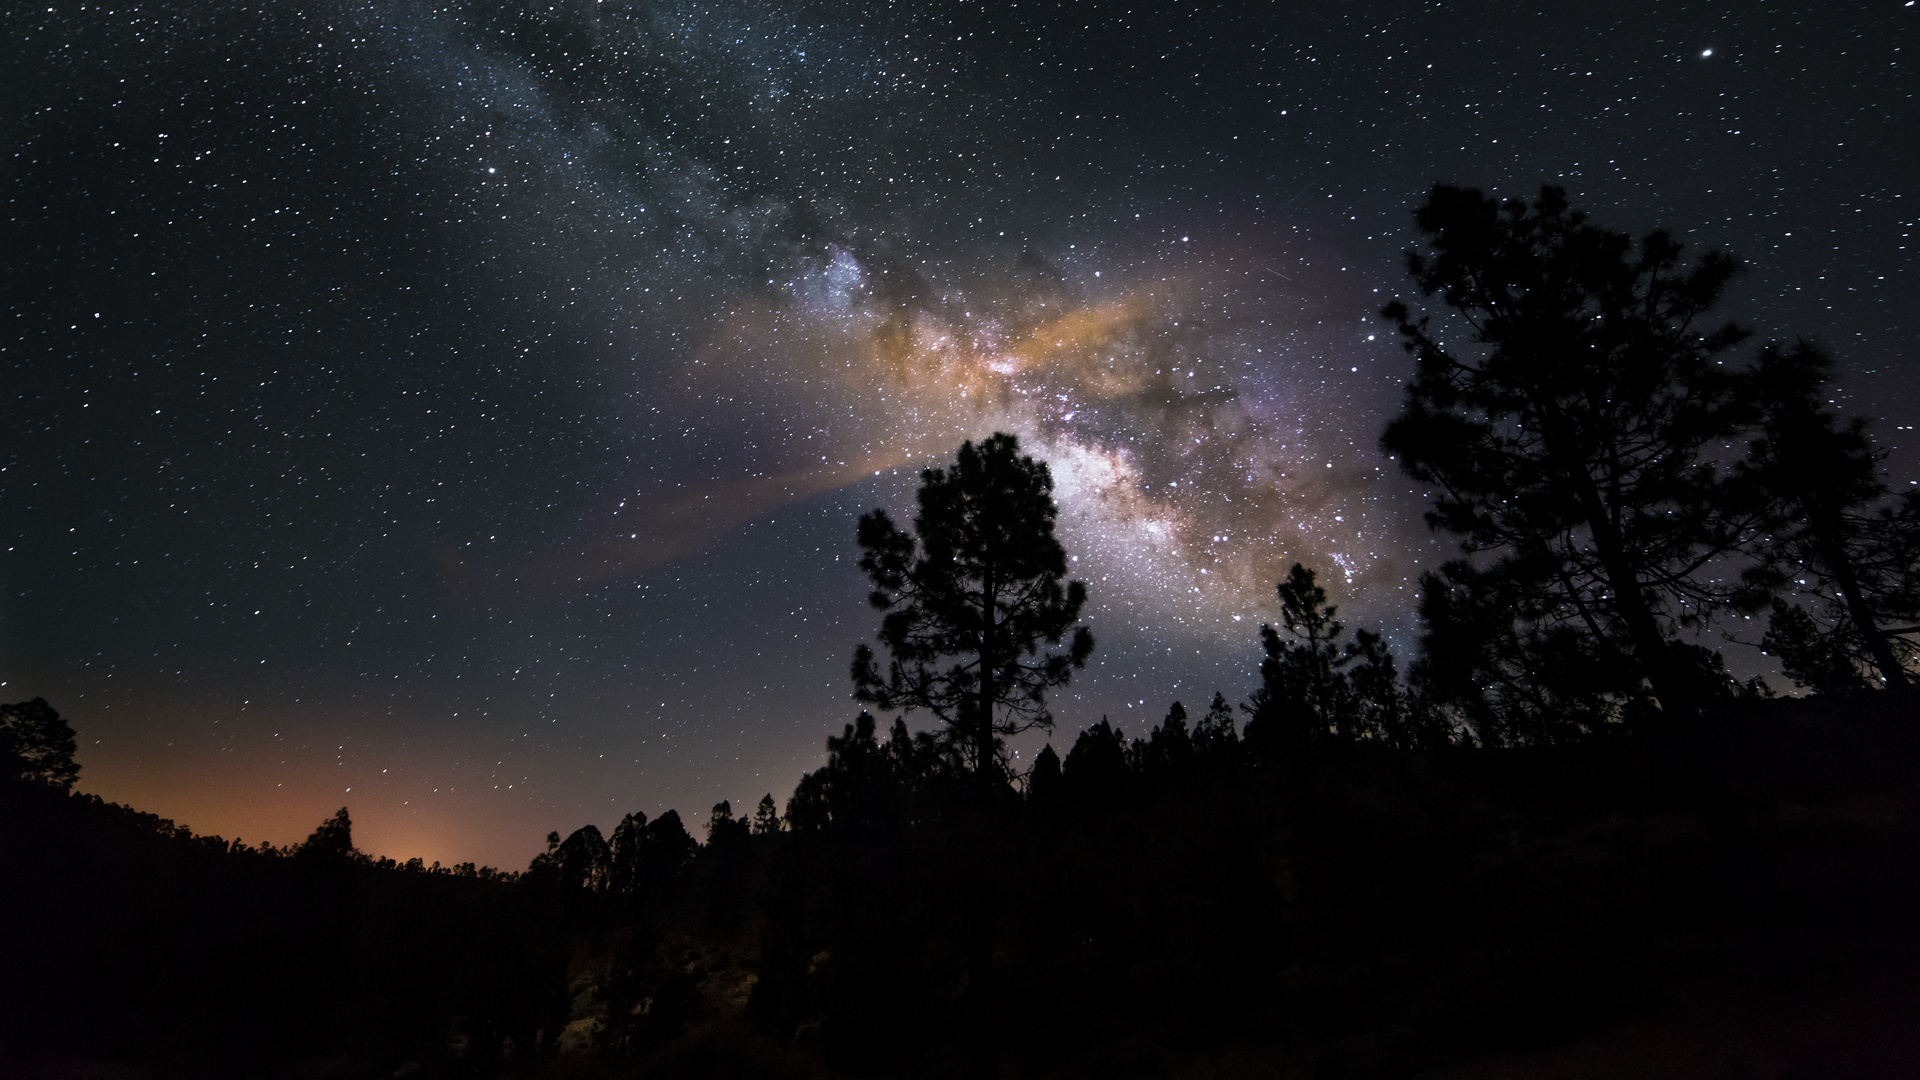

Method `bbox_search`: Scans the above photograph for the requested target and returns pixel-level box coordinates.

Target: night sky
[5,0,1915,868]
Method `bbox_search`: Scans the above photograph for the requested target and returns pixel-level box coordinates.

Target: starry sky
[5,0,1915,867]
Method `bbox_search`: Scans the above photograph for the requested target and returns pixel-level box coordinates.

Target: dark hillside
[0,783,565,1076]
[4,695,1918,1079]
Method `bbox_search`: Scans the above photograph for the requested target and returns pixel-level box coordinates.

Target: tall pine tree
[1382,184,1765,724]
[1746,341,1920,695]
[852,433,1095,790]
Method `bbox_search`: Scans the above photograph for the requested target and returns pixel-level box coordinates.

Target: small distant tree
[526,830,560,880]
[1382,184,1766,722]
[751,793,782,835]
[1061,718,1129,795]
[852,433,1095,792]
[1133,702,1193,775]
[786,712,954,830]
[1191,692,1240,756]
[299,807,357,862]
[1744,341,1920,696]
[707,800,750,847]
[644,810,695,875]
[609,812,647,891]
[0,698,79,789]
[1026,743,1062,803]
[1345,629,1406,743]
[1244,565,1412,752]
[555,825,612,890]
[1246,564,1354,749]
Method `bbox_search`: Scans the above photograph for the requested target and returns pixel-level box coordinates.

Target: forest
[5,186,1919,1079]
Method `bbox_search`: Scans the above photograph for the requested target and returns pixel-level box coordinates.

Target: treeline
[18,692,1920,1079]
[0,701,514,875]
[0,772,565,1077]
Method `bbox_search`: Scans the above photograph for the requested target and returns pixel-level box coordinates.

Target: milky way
[5,0,1913,866]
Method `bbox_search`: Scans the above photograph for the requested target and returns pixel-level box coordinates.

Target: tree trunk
[968,564,999,1078]
[978,564,997,790]
[1544,417,1699,721]
[1583,493,1699,719]
[1810,512,1912,696]
[1309,622,1333,739]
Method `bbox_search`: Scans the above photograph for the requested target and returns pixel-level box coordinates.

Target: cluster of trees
[1381,185,1920,742]
[10,182,1902,867]
[298,805,517,877]
[810,184,1920,806]
[1033,693,1242,796]
[527,806,715,893]
[521,796,794,892]
[0,709,526,879]
[784,559,1422,825]
[775,696,1235,827]
[1243,564,1440,752]
[784,711,966,830]
[1192,187,1920,751]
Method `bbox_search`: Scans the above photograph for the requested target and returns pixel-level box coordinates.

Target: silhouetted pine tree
[1192,692,1240,757]
[1245,564,1354,751]
[751,793,782,835]
[0,698,79,790]
[1745,341,1920,696]
[1062,718,1129,796]
[609,812,647,892]
[298,807,357,862]
[1027,743,1062,803]
[1134,701,1194,775]
[555,825,611,890]
[1382,184,1767,724]
[851,433,1095,791]
[642,810,695,881]
[707,800,750,848]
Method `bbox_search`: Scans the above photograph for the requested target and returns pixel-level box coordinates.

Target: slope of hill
[3,696,1916,1079]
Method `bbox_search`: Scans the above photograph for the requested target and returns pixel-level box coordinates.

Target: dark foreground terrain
[5,696,1919,1080]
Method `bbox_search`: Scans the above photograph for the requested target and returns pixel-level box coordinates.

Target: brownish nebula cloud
[444,238,1418,623]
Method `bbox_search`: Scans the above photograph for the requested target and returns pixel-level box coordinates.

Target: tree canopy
[852,433,1095,789]
[1744,341,1920,696]
[298,806,357,861]
[1243,564,1418,752]
[1382,184,1765,727]
[0,698,80,790]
